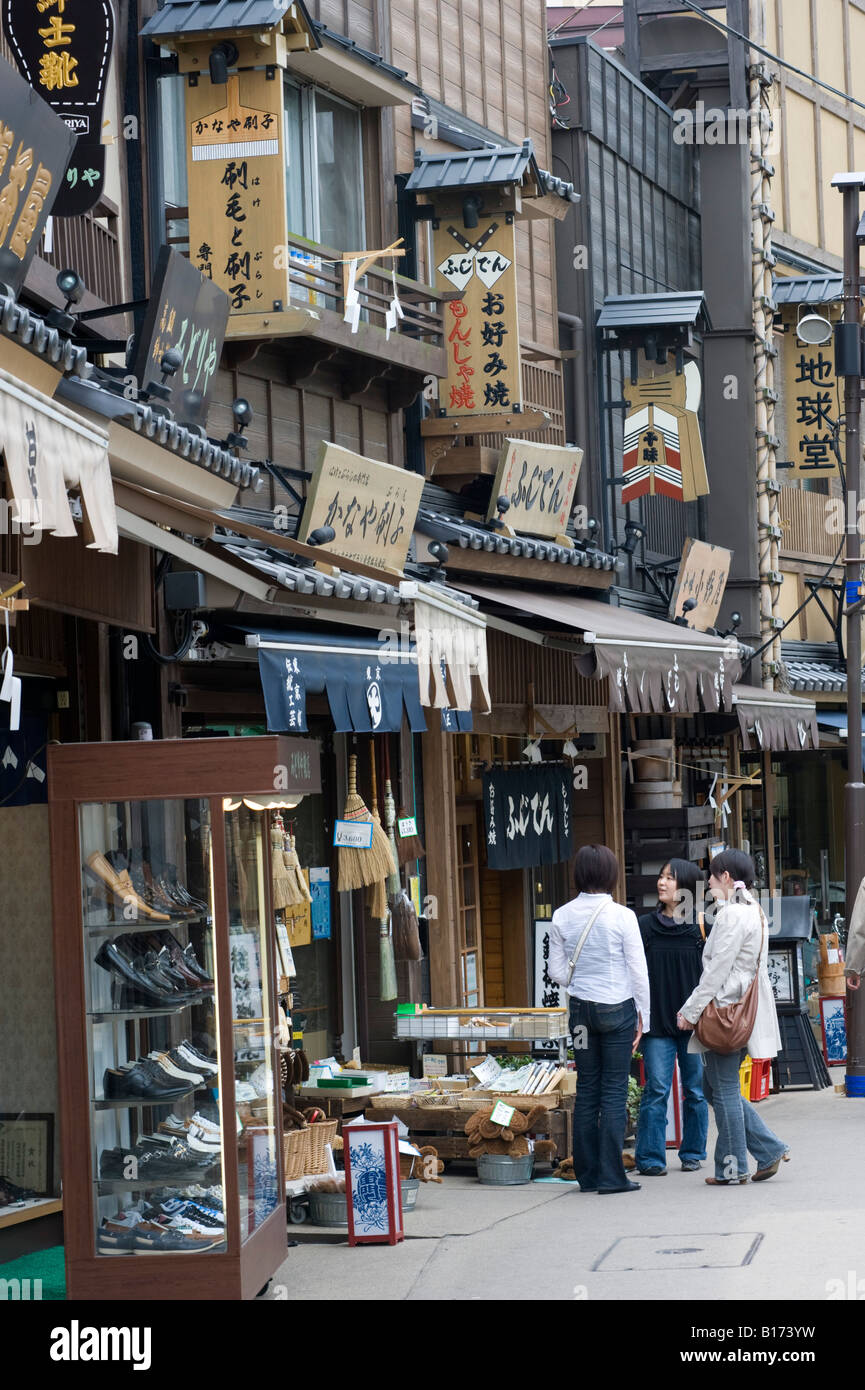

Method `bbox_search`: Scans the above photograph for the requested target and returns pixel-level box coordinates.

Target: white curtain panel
[414,597,491,714]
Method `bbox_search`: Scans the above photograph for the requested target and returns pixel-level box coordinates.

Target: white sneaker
[177,1043,219,1076]
[148,1052,204,1085]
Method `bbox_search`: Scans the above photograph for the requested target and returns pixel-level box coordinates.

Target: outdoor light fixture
[209,40,238,85]
[308,525,336,547]
[583,516,599,549]
[796,310,833,346]
[46,267,85,333]
[141,348,182,403]
[462,193,482,229]
[719,610,742,638]
[490,494,511,530]
[427,540,449,566]
[674,596,698,627]
[225,397,252,451]
[620,519,645,556]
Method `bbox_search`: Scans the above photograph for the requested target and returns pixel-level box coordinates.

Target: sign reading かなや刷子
[485,438,583,537]
[298,442,424,575]
[433,215,522,416]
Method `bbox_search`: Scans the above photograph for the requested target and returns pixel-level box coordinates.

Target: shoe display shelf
[48,734,320,1301]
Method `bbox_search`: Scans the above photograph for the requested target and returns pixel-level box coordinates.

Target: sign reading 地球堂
[782,309,841,478]
[433,214,522,416]
[186,71,289,314]
[131,245,230,431]
[486,438,583,538]
[482,765,572,872]
[298,441,425,575]
[0,53,75,292]
[2,0,114,217]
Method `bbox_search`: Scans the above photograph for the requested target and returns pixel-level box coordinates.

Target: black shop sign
[482,765,572,871]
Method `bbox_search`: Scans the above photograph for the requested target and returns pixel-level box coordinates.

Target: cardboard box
[554,1072,577,1095]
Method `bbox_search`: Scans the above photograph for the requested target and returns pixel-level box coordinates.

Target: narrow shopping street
[271,1088,861,1302]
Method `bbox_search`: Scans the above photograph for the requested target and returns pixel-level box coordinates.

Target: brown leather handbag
[694,913,766,1055]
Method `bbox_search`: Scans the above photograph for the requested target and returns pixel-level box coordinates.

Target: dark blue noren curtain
[482,765,573,871]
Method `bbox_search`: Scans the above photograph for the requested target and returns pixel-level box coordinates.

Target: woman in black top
[634,858,708,1176]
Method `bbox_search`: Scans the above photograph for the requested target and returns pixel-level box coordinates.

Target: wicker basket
[283,1126,311,1180]
[305,1118,339,1175]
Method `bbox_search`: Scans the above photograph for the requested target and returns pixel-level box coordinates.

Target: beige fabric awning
[458,583,742,715]
[734,684,819,751]
[399,580,491,714]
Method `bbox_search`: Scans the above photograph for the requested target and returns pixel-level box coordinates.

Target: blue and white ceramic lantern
[344,1119,403,1246]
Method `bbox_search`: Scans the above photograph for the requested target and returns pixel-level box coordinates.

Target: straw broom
[385,772,422,962]
[365,741,392,920]
[337,752,395,893]
[395,802,425,865]
[270,813,296,911]
[283,831,311,904]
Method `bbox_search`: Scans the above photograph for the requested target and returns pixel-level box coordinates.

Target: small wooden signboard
[298,442,424,575]
[668,538,732,630]
[485,438,583,538]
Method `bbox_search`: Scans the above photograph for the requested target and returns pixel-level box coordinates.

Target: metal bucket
[476,1154,535,1186]
[308,1180,420,1226]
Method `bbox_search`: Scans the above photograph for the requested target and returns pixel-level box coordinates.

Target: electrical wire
[142,552,197,666]
[676,0,865,119]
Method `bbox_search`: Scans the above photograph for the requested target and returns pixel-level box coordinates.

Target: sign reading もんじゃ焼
[433,215,522,416]
[186,71,288,313]
[2,0,114,217]
[298,442,424,574]
[486,438,583,537]
[131,246,229,431]
[0,53,75,292]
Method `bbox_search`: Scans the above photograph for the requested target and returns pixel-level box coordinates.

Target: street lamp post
[832,172,865,1086]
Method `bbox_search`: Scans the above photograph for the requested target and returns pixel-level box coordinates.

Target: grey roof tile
[598,291,711,330]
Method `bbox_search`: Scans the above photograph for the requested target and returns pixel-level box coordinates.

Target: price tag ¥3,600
[489,1101,516,1127]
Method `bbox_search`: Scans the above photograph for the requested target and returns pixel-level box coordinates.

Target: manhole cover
[593,1232,763,1272]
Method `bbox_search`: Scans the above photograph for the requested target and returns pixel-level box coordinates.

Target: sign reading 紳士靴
[131,246,230,431]
[482,765,573,872]
[485,438,583,538]
[2,0,114,217]
[0,53,75,293]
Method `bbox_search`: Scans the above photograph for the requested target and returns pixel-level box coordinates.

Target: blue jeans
[635,1034,708,1170]
[702,1048,787,1181]
[570,996,637,1192]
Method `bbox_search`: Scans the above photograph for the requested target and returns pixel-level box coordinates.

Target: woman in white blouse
[549,845,649,1194]
[677,849,788,1186]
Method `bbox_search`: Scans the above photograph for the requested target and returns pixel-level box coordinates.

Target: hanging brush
[337,752,396,893]
[270,813,296,911]
[283,829,311,904]
[384,756,422,962]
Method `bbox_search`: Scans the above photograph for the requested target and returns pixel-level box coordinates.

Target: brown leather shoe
[86,852,171,922]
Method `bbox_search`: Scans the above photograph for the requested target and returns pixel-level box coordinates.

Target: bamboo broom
[270,813,296,911]
[283,831,311,904]
[385,772,422,961]
[372,740,398,1001]
[365,740,392,920]
[337,752,395,893]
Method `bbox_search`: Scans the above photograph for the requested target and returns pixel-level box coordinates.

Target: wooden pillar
[763,749,777,895]
[603,711,626,902]
[421,723,461,1006]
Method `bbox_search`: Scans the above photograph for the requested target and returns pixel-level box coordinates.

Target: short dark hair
[708,848,756,888]
[573,844,619,895]
[663,858,701,900]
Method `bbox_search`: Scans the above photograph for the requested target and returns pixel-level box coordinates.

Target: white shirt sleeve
[621,908,651,1034]
[547,912,569,987]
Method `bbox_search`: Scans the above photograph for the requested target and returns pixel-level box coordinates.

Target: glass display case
[48,735,320,1301]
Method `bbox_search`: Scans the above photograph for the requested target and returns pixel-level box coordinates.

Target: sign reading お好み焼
[0,53,75,292]
[298,442,424,575]
[486,438,583,537]
[186,70,288,314]
[131,246,229,431]
[668,538,732,631]
[433,215,522,416]
[2,0,114,217]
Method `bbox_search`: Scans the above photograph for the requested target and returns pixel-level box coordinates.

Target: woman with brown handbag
[676,850,788,1186]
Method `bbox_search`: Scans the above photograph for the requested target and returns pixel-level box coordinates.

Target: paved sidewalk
[267,1087,865,1300]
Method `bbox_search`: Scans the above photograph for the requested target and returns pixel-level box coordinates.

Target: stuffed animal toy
[463,1105,557,1160]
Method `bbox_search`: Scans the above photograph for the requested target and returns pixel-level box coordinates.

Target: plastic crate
[749,1057,772,1102]
[738,1056,752,1099]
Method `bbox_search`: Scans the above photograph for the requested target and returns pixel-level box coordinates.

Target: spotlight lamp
[428,540,449,566]
[45,267,86,334]
[720,610,742,638]
[226,396,252,452]
[308,525,336,547]
[461,193,482,229]
[142,347,183,403]
[620,519,645,556]
[209,39,238,85]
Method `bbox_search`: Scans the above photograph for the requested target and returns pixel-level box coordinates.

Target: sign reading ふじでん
[486,438,583,537]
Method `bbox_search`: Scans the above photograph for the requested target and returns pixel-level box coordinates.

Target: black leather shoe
[598,1181,642,1193]
[95,940,178,1006]
[140,949,198,1001]
[103,1062,192,1101]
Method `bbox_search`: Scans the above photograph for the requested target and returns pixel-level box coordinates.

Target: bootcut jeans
[702,1047,788,1181]
[569,995,637,1192]
[634,1033,708,1171]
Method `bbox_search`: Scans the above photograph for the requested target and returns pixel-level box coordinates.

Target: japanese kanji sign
[482,765,572,872]
[432,215,522,416]
[668,538,732,631]
[622,364,709,503]
[533,921,562,1051]
[298,442,424,575]
[2,0,114,217]
[486,438,583,537]
[782,313,840,478]
[186,71,289,314]
[131,245,229,431]
[0,52,74,293]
